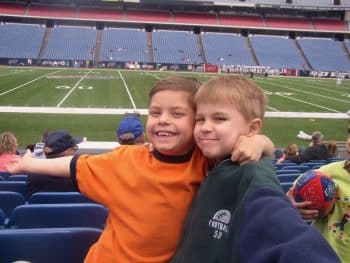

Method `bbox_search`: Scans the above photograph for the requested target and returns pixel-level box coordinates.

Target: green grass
[0,67,349,148]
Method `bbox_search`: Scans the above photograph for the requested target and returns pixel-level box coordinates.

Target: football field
[0,66,349,148]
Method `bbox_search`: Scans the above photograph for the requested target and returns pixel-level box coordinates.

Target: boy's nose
[201,121,213,131]
[158,113,170,125]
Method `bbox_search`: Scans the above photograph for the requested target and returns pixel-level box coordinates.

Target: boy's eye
[173,112,185,118]
[149,111,160,117]
[195,117,204,122]
[215,116,226,121]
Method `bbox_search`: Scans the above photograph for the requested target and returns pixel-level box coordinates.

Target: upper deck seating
[152,30,200,64]
[249,35,305,69]
[100,28,148,63]
[298,37,350,72]
[201,32,254,66]
[43,26,96,60]
[0,23,44,59]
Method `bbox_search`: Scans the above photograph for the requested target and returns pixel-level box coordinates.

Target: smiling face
[194,103,251,161]
[146,89,196,156]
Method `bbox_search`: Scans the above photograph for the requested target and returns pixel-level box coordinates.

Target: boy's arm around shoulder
[6,149,72,177]
[237,186,340,262]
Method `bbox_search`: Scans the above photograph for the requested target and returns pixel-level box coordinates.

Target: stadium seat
[28,192,95,204]
[281,165,309,173]
[277,174,300,183]
[0,171,12,179]
[9,203,108,229]
[0,191,26,219]
[0,208,6,228]
[0,176,4,181]
[6,174,28,181]
[276,169,300,175]
[0,181,27,197]
[0,227,102,263]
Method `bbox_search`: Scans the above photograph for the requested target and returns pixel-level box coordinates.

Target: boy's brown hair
[195,75,267,122]
[149,76,201,111]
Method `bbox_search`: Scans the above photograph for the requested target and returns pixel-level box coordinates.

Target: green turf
[0,67,349,149]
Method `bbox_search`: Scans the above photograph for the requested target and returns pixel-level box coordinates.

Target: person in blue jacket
[171,75,339,263]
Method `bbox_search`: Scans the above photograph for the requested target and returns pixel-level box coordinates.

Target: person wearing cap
[286,131,332,164]
[26,130,82,197]
[116,115,145,145]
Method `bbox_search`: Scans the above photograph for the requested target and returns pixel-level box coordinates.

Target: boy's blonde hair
[195,75,267,121]
[0,132,17,155]
[149,76,201,111]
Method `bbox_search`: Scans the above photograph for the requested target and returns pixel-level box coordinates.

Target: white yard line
[258,80,349,106]
[0,69,63,96]
[0,106,349,119]
[117,70,136,109]
[56,69,92,108]
[272,78,350,96]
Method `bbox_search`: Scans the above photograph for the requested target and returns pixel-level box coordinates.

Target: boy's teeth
[157,132,173,137]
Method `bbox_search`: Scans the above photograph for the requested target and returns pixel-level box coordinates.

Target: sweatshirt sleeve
[238,186,340,263]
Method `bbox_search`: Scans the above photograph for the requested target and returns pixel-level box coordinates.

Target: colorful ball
[293,170,337,218]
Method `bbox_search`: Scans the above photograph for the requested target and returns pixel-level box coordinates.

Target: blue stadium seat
[0,181,27,197]
[277,174,300,183]
[0,227,102,263]
[0,171,12,180]
[281,165,309,173]
[276,169,300,175]
[9,203,108,229]
[0,208,6,228]
[28,192,95,204]
[6,174,28,181]
[0,191,26,219]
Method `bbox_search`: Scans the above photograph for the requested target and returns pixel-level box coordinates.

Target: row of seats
[0,191,96,219]
[0,227,102,263]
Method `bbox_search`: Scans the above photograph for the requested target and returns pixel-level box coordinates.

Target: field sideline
[0,67,349,148]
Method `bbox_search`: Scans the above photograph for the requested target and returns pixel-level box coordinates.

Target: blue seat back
[281,165,309,173]
[0,191,26,218]
[276,169,300,175]
[28,192,95,204]
[0,227,102,263]
[0,181,27,197]
[9,203,108,229]
[277,174,300,183]
[7,174,28,181]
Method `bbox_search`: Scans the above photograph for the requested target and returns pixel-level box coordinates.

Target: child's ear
[247,118,262,136]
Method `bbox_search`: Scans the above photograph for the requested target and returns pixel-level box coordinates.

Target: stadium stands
[79,7,123,21]
[201,32,254,66]
[0,2,25,16]
[43,26,96,61]
[0,23,44,59]
[8,203,108,229]
[28,191,95,204]
[6,174,28,181]
[0,191,26,219]
[152,30,200,64]
[27,5,76,18]
[298,37,350,72]
[173,12,217,25]
[249,35,305,69]
[127,10,170,23]
[0,227,102,263]
[100,28,148,63]
[0,181,27,197]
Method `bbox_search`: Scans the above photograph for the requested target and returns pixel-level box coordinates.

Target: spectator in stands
[6,76,274,263]
[171,75,339,263]
[26,130,82,197]
[286,131,331,164]
[116,114,145,145]
[327,140,339,158]
[33,130,50,159]
[0,132,19,171]
[276,143,299,164]
[25,143,35,153]
[287,134,350,262]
